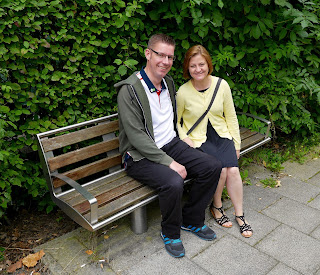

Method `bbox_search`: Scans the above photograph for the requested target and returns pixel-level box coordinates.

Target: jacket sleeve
[117,85,174,166]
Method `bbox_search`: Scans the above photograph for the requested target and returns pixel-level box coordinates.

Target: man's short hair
[182,45,213,79]
[148,33,176,49]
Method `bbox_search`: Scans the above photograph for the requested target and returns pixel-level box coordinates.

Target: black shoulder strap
[186,78,222,136]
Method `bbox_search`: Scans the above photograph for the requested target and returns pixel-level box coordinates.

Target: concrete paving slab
[245,164,275,185]
[242,184,283,211]
[308,194,320,210]
[267,263,302,275]
[181,223,227,258]
[307,172,320,187]
[270,177,320,205]
[311,225,320,241]
[256,224,320,275]
[121,249,210,275]
[222,208,280,246]
[282,158,320,182]
[261,197,320,234]
[193,235,277,275]
[35,228,92,274]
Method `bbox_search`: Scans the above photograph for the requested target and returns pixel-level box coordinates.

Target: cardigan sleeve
[223,81,241,150]
[176,88,189,141]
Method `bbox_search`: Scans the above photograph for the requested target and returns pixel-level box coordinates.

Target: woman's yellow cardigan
[176,75,241,150]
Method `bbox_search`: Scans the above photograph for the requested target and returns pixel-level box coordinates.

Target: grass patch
[260,177,278,188]
[239,132,320,173]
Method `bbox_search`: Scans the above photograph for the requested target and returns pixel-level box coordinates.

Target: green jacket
[115,72,177,166]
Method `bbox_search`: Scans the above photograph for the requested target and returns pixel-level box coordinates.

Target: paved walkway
[36,148,320,275]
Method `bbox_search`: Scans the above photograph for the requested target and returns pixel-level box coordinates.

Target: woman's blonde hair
[182,45,213,79]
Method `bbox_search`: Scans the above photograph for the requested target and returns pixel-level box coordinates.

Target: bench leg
[131,206,147,234]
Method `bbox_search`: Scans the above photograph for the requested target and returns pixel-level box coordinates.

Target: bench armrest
[52,173,98,224]
[237,112,271,138]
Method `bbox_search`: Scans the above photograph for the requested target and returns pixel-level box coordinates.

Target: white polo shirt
[136,69,176,148]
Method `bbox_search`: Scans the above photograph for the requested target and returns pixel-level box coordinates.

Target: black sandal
[210,202,232,228]
[235,214,253,238]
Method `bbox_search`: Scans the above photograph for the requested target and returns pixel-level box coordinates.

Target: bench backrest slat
[53,154,122,188]
[41,120,119,152]
[48,138,119,171]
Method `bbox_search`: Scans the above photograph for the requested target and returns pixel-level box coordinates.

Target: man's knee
[206,155,222,174]
[160,173,184,194]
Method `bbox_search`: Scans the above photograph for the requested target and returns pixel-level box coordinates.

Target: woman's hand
[183,137,194,148]
[236,150,240,159]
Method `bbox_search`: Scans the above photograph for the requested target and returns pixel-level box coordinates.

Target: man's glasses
[149,48,176,61]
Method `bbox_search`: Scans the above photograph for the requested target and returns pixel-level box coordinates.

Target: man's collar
[140,67,165,93]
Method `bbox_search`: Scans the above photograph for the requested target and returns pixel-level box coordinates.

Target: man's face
[145,42,175,80]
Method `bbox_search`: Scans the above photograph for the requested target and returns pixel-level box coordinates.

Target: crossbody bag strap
[186,77,222,136]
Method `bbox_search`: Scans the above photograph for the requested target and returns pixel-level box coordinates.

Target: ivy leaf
[275,0,289,7]
[11,178,21,186]
[300,20,309,29]
[218,0,224,9]
[290,31,296,42]
[51,72,61,81]
[118,65,127,76]
[124,59,138,67]
[0,106,10,113]
[236,52,245,60]
[181,40,190,50]
[115,17,124,28]
[252,25,261,39]
[247,14,259,22]
[279,28,287,40]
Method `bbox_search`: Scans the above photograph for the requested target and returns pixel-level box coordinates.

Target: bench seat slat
[48,138,119,171]
[53,154,122,188]
[62,172,133,206]
[73,179,145,215]
[240,128,260,139]
[41,120,119,152]
[241,132,265,150]
[83,186,156,222]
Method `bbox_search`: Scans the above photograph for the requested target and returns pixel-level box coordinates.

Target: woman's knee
[219,167,227,181]
[226,167,241,182]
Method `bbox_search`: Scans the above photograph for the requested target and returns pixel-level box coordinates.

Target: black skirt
[198,122,238,168]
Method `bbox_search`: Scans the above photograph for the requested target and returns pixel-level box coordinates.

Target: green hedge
[1,0,319,218]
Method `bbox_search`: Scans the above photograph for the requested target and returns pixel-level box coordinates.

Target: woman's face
[188,54,209,82]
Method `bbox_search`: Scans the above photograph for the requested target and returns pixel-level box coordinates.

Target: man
[115,34,222,258]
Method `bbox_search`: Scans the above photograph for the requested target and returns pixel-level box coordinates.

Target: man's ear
[145,48,151,60]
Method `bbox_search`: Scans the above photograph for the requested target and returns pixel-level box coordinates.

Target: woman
[176,45,253,238]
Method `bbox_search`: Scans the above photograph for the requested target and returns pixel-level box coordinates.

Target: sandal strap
[210,203,231,226]
[235,214,253,233]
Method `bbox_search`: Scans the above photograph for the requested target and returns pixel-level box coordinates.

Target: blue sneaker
[181,224,217,241]
[161,232,185,258]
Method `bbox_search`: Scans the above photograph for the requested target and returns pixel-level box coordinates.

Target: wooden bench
[36,112,271,234]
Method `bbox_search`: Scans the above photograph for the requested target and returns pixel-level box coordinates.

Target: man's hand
[169,160,187,179]
[183,137,194,148]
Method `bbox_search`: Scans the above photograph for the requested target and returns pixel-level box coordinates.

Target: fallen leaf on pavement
[85,250,93,255]
[276,180,281,187]
[7,259,22,273]
[263,160,267,168]
[22,250,45,268]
